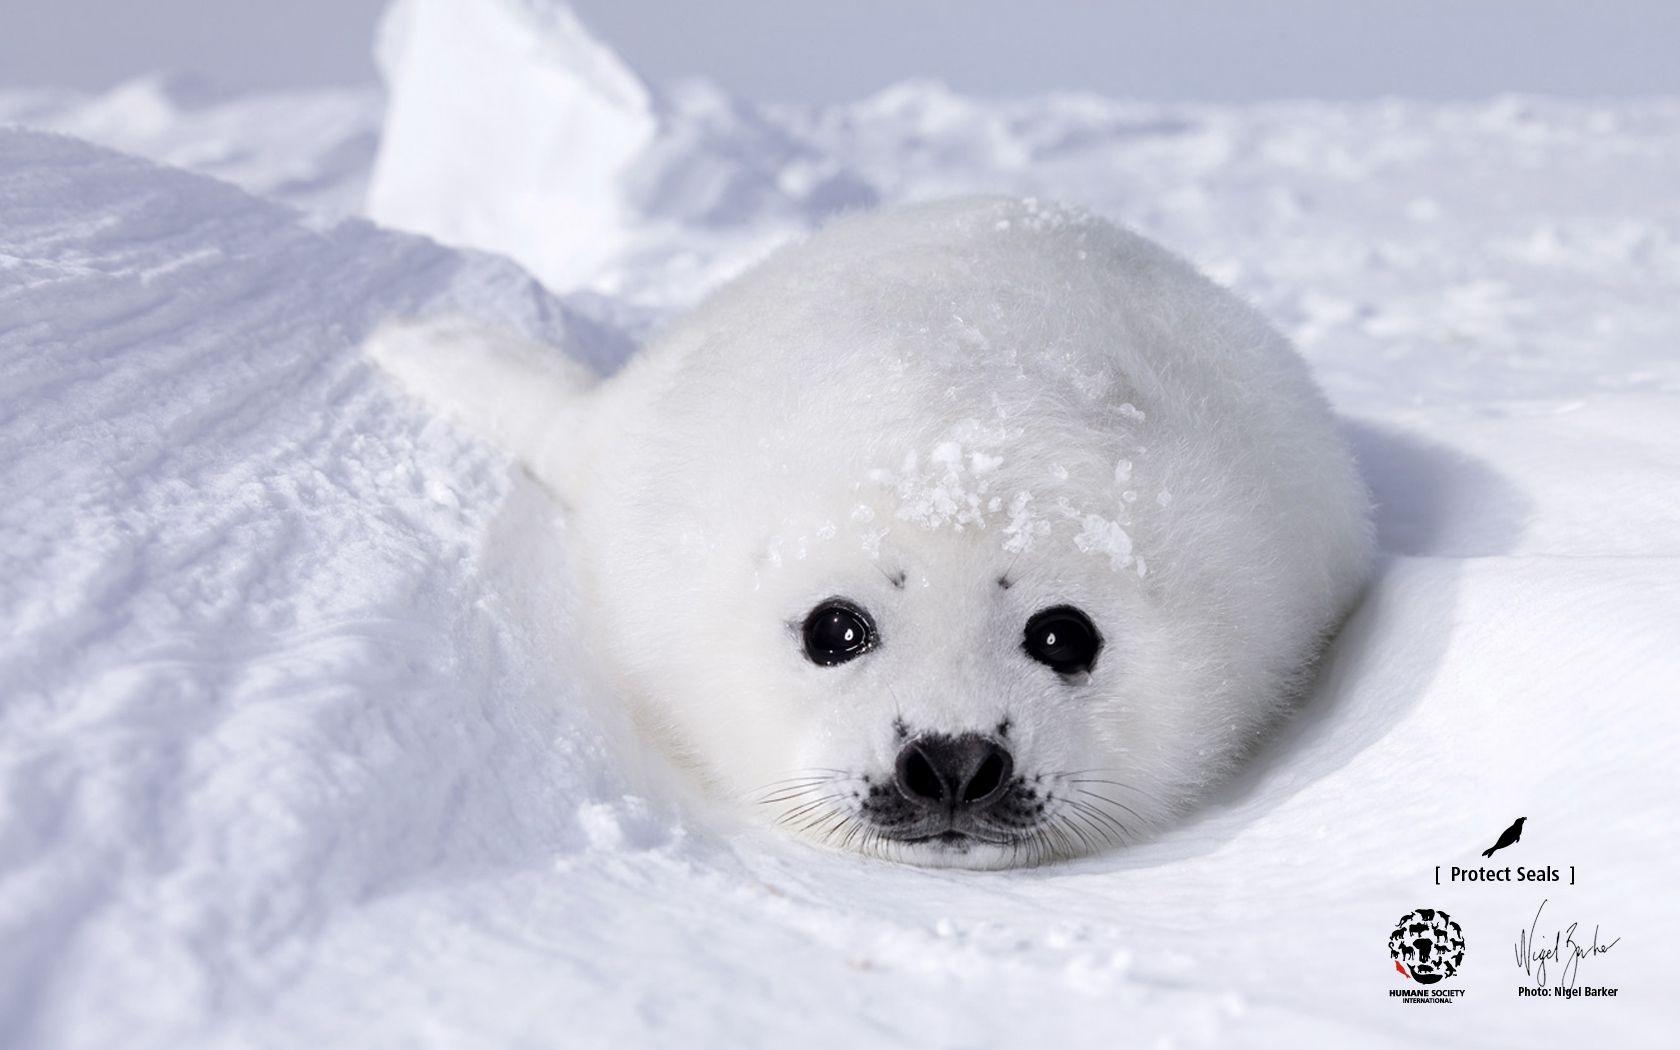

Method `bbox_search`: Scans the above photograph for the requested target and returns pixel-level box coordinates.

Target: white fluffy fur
[368,197,1373,868]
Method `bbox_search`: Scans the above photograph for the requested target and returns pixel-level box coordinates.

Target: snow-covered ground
[3,2,1677,1047]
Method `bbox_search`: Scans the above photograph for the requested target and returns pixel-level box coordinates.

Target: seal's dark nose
[895,733,1013,810]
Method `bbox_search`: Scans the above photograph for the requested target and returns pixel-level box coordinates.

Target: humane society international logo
[1389,908,1466,1004]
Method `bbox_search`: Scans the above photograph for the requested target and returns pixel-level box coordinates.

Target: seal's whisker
[1067,811,1125,850]
[750,769,852,807]
[757,776,841,792]
[1071,788,1146,824]
[1065,795,1131,838]
[1041,823,1068,866]
[760,762,1148,865]
[1060,809,1101,853]
[760,768,851,785]
[777,794,842,827]
[1064,802,1120,848]
[1067,795,1136,845]
[756,783,832,805]
[1058,773,1167,805]
[814,808,853,843]
[1055,769,1162,792]
[1042,819,1073,863]
[840,816,871,852]
[759,769,840,786]
[824,812,853,847]
[797,801,852,837]
[1067,780,1164,808]
[1058,817,1084,859]
[816,813,842,846]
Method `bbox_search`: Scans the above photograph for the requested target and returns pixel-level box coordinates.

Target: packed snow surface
[3,3,1678,1047]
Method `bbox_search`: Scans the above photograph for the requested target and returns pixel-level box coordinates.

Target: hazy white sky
[3,0,1677,101]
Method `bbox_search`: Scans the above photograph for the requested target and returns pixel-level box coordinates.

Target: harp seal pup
[369,197,1373,869]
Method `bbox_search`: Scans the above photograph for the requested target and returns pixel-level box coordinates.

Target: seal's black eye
[802,599,876,666]
[1022,605,1102,676]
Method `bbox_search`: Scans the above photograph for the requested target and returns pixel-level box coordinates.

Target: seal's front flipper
[365,317,598,502]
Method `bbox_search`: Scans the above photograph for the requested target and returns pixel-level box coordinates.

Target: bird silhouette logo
[1388,909,1465,984]
[1480,817,1526,858]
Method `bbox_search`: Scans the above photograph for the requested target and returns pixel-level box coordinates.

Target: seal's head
[372,197,1373,868]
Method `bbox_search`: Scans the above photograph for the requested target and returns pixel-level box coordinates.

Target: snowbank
[0,76,381,219]
[368,0,657,290]
[0,129,633,1048]
[3,3,1679,1047]
[366,0,874,302]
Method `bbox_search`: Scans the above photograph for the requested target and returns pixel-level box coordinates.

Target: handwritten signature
[1513,898,1621,987]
